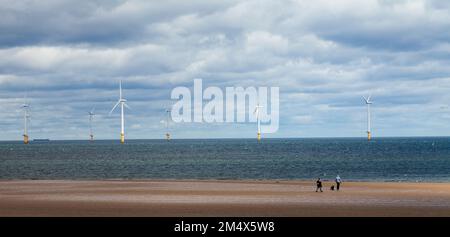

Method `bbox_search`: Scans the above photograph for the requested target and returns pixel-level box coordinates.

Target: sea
[0,137,449,182]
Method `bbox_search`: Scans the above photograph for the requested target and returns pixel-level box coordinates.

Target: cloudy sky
[1,0,450,140]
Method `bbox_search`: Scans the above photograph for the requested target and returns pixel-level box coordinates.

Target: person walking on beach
[316,178,323,192]
[335,175,342,191]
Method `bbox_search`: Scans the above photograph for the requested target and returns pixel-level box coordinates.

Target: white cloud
[245,31,289,54]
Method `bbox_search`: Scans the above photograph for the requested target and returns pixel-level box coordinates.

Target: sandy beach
[0,180,449,217]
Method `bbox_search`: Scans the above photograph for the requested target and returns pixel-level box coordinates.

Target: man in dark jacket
[316,178,323,192]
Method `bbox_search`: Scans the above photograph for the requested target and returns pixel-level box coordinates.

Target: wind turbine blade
[109,101,120,115]
[23,92,28,104]
[124,103,131,110]
[367,94,372,101]
[362,96,368,103]
[119,80,122,99]
[27,117,32,132]
[90,106,96,114]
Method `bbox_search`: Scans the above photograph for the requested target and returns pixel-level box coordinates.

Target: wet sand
[0,180,449,216]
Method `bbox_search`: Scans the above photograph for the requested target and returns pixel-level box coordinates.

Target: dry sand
[0,180,449,217]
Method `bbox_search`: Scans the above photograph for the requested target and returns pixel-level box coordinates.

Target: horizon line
[1,135,449,142]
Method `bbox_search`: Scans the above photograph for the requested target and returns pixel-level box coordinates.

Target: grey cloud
[0,0,239,47]
[1,0,450,139]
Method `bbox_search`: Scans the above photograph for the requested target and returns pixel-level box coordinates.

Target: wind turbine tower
[110,81,130,144]
[363,95,373,141]
[88,107,95,141]
[21,96,30,144]
[254,103,263,142]
[165,109,171,141]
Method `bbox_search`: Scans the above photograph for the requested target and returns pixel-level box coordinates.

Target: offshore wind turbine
[165,109,171,141]
[109,81,130,144]
[254,102,263,142]
[363,95,373,141]
[88,107,95,141]
[21,95,30,144]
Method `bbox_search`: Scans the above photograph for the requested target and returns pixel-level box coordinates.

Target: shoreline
[1,180,449,217]
[1,178,448,183]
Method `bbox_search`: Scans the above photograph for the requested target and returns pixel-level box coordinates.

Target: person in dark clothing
[316,178,323,192]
